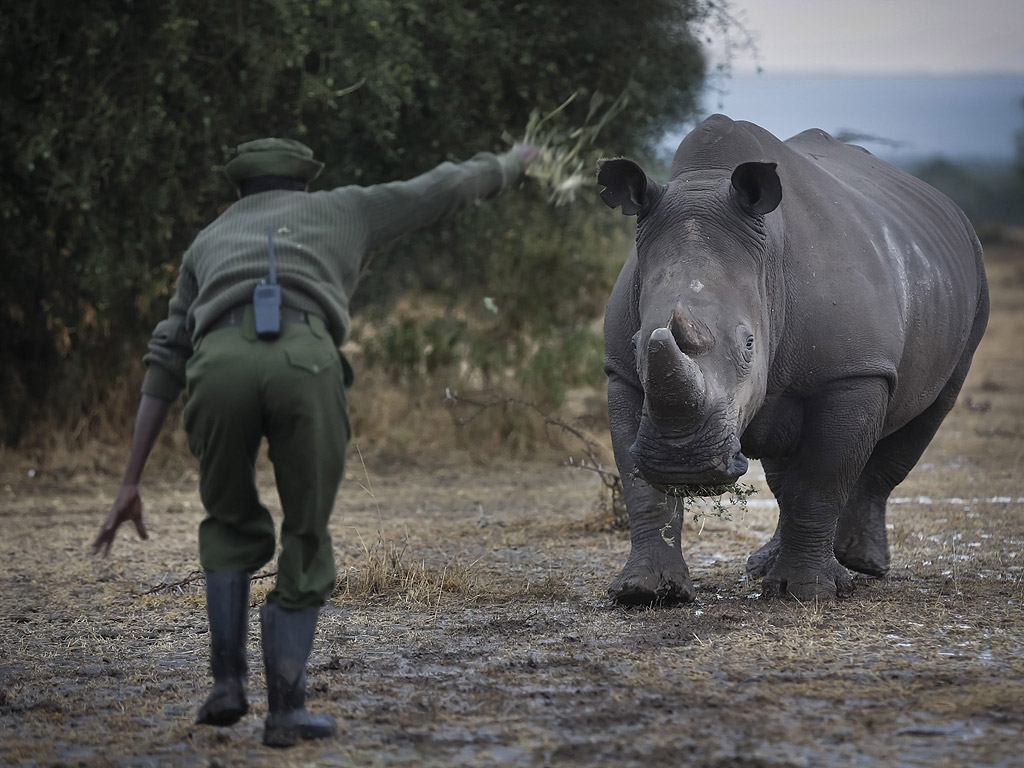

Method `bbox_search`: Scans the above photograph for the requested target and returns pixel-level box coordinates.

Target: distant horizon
[662,71,1024,164]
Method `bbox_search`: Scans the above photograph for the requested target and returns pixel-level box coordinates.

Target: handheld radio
[253,226,282,340]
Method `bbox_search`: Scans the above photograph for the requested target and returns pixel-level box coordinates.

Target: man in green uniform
[93,137,540,747]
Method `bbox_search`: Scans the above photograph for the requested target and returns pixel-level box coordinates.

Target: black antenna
[266,226,278,285]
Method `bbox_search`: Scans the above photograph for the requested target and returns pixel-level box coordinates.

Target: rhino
[598,114,988,604]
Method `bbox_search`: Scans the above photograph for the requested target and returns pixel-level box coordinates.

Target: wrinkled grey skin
[600,114,988,605]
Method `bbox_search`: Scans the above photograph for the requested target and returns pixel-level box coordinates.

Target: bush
[0,0,724,446]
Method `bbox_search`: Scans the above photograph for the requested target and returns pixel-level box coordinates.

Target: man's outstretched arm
[357,143,541,252]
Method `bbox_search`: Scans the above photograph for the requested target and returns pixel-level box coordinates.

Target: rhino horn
[668,305,714,355]
[644,327,707,429]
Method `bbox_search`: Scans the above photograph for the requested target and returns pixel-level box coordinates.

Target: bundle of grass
[508,89,630,206]
[657,481,758,504]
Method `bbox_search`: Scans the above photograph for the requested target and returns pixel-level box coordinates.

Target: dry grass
[2,354,610,486]
[335,531,576,606]
[335,530,482,606]
[511,89,631,206]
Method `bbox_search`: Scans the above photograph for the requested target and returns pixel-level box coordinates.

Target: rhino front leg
[762,378,890,601]
[607,374,694,606]
[745,457,789,578]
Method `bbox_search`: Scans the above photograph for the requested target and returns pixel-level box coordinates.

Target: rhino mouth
[628,428,748,494]
[631,451,749,496]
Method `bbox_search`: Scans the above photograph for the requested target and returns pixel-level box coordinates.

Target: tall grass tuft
[335,531,480,606]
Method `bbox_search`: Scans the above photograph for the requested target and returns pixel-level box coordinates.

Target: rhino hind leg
[836,342,979,577]
[745,534,780,579]
[834,418,947,577]
[834,488,890,577]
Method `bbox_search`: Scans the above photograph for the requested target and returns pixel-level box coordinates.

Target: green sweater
[142,150,526,400]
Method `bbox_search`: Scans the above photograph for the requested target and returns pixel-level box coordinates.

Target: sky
[670,0,1024,161]
[708,0,1024,75]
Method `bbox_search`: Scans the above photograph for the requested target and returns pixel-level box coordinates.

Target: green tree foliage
[1,0,717,446]
[1017,97,1024,180]
[907,157,1024,234]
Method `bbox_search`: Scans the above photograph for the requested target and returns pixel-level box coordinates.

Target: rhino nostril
[729,452,749,476]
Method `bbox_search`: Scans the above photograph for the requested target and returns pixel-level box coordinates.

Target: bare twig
[445,388,628,529]
[137,569,278,596]
[445,389,604,461]
[137,570,205,595]
[565,456,623,485]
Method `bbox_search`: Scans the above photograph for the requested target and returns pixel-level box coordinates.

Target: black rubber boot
[261,603,338,747]
[196,571,250,726]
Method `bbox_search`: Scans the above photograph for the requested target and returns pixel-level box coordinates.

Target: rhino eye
[741,332,755,364]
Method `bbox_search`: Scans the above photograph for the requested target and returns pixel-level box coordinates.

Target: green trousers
[184,307,351,610]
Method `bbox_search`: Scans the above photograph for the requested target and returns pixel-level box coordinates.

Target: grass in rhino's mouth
[627,471,757,503]
[654,483,736,498]
[645,481,759,545]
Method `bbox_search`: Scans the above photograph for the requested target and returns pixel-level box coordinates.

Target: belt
[207,304,316,334]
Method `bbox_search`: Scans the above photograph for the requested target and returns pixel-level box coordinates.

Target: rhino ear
[731,161,782,215]
[597,158,663,216]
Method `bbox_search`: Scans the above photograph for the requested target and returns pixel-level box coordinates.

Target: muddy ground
[2,239,1023,768]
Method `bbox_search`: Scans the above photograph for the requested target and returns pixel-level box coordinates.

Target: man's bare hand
[93,484,149,557]
[511,142,543,167]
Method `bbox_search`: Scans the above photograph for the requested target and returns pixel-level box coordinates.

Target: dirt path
[2,242,1022,767]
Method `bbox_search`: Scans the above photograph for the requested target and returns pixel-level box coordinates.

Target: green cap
[223,138,325,185]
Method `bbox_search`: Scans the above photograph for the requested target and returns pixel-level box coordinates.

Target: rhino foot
[745,536,780,578]
[608,555,694,607]
[834,495,890,577]
[835,530,890,577]
[760,556,854,601]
